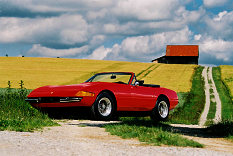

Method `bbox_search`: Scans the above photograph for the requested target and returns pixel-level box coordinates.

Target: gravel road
[1,120,232,156]
[200,66,222,126]
[200,67,211,126]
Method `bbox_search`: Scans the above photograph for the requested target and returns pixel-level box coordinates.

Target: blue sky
[0,0,232,65]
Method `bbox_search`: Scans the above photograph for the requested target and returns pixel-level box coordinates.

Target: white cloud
[203,0,229,7]
[204,11,233,40]
[113,0,180,21]
[88,46,111,60]
[0,14,88,45]
[87,9,108,20]
[28,44,89,57]
[174,7,205,23]
[90,35,106,47]
[200,38,233,62]
[194,34,202,41]
[103,27,192,61]
[214,11,228,21]
[104,24,117,34]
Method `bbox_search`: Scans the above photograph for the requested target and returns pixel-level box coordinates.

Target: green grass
[78,124,87,127]
[205,99,216,125]
[220,65,233,101]
[212,67,233,120]
[0,88,58,132]
[211,67,233,141]
[169,92,188,116]
[168,66,205,124]
[104,117,203,147]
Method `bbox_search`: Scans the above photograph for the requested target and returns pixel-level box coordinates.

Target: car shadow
[67,121,120,128]
[40,108,230,139]
[162,124,211,138]
[39,107,93,120]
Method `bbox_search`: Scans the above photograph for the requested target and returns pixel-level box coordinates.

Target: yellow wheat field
[0,57,152,89]
[142,64,197,92]
[0,57,196,92]
[220,65,233,99]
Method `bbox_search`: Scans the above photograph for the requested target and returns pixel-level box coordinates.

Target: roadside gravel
[0,120,232,156]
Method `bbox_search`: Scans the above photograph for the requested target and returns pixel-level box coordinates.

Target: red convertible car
[26,72,178,121]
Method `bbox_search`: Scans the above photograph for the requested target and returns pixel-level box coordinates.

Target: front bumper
[25,97,95,108]
[25,97,82,104]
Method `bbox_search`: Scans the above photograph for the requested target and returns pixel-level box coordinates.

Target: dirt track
[0,120,233,156]
[200,67,222,126]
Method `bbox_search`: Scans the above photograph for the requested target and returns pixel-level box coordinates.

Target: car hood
[28,83,93,97]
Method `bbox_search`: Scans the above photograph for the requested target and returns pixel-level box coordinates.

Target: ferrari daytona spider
[26,72,178,121]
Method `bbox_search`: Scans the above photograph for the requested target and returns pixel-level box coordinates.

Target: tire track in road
[208,67,222,124]
[199,67,211,126]
[199,66,222,126]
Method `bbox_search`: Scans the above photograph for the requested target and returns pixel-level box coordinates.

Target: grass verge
[205,97,216,125]
[168,66,205,124]
[0,88,58,132]
[206,85,216,125]
[212,67,233,121]
[211,67,233,141]
[104,117,203,147]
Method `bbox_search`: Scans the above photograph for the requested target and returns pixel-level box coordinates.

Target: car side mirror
[135,81,140,86]
[135,80,144,86]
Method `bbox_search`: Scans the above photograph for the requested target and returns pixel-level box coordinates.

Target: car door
[129,85,157,111]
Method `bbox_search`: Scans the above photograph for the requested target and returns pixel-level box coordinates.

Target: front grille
[25,97,82,104]
[40,97,60,103]
[60,97,82,103]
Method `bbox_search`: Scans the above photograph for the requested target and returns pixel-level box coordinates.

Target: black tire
[150,96,170,122]
[91,92,116,121]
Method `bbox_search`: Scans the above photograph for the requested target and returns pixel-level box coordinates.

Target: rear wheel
[91,92,116,120]
[150,96,170,121]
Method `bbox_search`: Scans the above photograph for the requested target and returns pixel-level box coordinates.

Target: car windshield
[86,73,132,84]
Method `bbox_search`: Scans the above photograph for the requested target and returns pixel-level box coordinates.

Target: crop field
[142,64,197,92]
[0,57,196,92]
[0,57,151,89]
[220,65,233,101]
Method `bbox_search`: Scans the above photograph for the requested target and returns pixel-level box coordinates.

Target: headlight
[75,91,95,97]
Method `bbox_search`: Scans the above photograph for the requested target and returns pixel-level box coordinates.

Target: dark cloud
[0,2,60,18]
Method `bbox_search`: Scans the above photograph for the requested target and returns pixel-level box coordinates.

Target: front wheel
[91,92,116,120]
[150,96,170,122]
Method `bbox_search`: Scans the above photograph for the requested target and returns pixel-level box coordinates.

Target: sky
[0,0,233,65]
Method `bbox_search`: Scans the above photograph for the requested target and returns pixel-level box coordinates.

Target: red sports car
[26,72,178,121]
